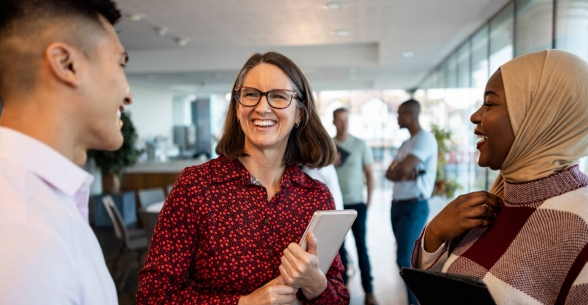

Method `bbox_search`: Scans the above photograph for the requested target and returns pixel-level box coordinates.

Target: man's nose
[124,89,134,105]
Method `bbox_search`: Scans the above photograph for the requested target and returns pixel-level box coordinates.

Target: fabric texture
[490,50,588,198]
[413,166,588,305]
[0,127,117,305]
[136,156,349,305]
[393,130,438,200]
[333,135,374,204]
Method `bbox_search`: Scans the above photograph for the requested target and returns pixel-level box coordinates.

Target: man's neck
[408,124,422,137]
[0,97,87,166]
[335,131,349,142]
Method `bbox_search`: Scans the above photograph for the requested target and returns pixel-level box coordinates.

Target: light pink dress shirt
[0,127,117,305]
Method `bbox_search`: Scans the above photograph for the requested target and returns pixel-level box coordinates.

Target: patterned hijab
[489,50,588,198]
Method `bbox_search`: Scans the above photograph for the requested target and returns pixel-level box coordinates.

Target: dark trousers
[342,203,373,293]
[391,199,429,305]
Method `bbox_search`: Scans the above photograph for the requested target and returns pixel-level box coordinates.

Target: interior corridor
[344,188,448,305]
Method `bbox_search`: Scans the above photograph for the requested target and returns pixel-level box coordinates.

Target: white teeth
[476,134,488,140]
[253,120,275,127]
[117,110,121,118]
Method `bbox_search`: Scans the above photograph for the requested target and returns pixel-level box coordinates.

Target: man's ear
[45,42,82,88]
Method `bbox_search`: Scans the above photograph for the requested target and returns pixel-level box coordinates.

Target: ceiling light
[126,13,145,21]
[334,30,350,36]
[402,51,414,58]
[175,37,190,46]
[155,27,168,37]
[323,2,347,10]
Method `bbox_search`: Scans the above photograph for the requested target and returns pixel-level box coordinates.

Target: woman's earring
[237,119,240,123]
[295,122,300,128]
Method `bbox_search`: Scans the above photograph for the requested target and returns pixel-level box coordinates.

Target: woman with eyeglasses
[137,52,349,305]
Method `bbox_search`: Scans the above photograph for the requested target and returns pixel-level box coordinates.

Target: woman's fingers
[282,247,306,272]
[278,265,293,285]
[465,217,494,230]
[463,204,496,219]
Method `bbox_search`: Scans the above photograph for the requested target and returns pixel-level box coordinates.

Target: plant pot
[433,180,447,197]
[102,173,121,194]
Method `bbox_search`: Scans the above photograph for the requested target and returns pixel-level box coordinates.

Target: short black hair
[0,0,121,31]
[400,99,421,116]
[333,107,348,120]
[0,0,122,97]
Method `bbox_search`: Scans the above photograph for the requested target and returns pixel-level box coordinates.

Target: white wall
[125,84,174,143]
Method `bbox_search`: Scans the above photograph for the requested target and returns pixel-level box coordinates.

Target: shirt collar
[0,127,93,197]
[217,156,315,189]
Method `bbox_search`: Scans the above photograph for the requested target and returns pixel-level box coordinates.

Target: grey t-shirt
[392,130,438,200]
[333,135,374,205]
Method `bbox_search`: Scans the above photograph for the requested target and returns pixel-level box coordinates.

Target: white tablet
[298,210,357,274]
[280,210,357,303]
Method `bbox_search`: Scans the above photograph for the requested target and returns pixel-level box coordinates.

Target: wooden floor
[94,189,448,305]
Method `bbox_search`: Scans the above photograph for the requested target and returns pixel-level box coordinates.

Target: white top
[302,165,344,210]
[417,226,447,271]
[393,130,438,200]
[145,201,166,212]
[0,127,117,305]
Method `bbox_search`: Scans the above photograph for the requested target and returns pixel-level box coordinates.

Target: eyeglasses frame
[234,86,299,109]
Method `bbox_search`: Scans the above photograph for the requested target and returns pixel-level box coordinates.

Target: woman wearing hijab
[413,50,588,305]
[137,52,349,304]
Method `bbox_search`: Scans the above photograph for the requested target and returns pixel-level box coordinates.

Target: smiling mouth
[475,132,488,149]
[253,119,276,127]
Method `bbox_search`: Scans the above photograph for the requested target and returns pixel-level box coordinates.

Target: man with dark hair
[386,99,437,305]
[0,0,132,304]
[332,107,379,305]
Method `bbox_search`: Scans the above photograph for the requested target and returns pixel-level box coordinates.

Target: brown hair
[215,51,336,168]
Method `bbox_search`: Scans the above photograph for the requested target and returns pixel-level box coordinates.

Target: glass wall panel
[446,53,458,89]
[457,42,471,88]
[557,0,588,62]
[515,0,553,56]
[490,2,515,73]
[558,0,588,172]
[472,26,490,88]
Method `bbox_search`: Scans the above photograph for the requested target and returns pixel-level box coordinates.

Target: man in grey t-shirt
[386,99,438,305]
[333,108,378,305]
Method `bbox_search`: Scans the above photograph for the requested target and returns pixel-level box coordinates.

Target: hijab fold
[489,50,588,198]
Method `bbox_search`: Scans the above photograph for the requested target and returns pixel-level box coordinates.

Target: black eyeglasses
[234,86,298,109]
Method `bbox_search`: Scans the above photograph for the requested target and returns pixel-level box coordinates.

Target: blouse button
[264,218,270,224]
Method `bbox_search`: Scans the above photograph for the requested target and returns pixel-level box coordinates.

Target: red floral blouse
[136,156,350,304]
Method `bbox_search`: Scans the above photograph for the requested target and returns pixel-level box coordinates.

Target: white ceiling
[116,0,509,94]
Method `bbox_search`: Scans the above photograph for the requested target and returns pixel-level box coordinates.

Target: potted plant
[430,124,462,198]
[89,112,142,194]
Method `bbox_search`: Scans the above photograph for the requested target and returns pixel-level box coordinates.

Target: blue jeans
[342,203,373,293]
[392,199,429,305]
